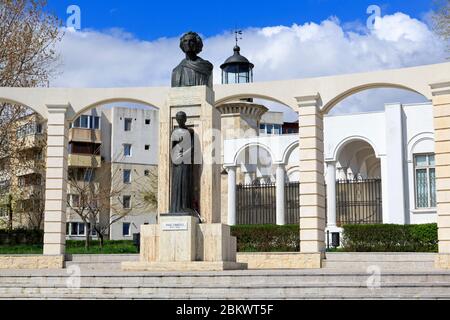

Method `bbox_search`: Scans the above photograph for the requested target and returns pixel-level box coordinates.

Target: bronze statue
[170,111,195,213]
[171,31,213,88]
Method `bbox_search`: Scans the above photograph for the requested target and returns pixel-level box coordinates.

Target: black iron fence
[336,178,383,225]
[236,182,300,225]
[236,178,383,226]
[285,182,300,225]
[236,182,276,225]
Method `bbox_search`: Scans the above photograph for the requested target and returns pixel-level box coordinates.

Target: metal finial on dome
[235,30,242,47]
[221,31,254,84]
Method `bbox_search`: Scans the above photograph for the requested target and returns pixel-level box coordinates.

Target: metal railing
[336,178,383,225]
[236,182,276,225]
[236,182,300,225]
[285,182,300,224]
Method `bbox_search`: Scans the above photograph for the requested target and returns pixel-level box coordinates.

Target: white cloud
[52,12,446,115]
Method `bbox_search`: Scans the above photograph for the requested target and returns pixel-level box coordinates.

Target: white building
[223,102,437,235]
[66,106,159,241]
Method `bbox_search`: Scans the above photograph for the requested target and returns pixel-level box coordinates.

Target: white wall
[224,102,437,226]
[111,107,159,165]
[403,103,436,224]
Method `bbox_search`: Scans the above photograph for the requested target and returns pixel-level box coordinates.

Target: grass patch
[0,240,138,255]
[0,244,43,254]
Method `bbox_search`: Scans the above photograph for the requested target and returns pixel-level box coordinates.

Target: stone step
[65,255,139,263]
[322,261,435,271]
[1,284,450,299]
[64,262,123,270]
[2,273,450,287]
[324,253,436,262]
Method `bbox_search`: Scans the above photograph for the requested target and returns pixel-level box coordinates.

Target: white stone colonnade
[0,62,448,269]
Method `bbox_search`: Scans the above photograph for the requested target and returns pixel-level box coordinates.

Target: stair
[1,253,448,299]
[64,254,138,271]
[323,253,436,272]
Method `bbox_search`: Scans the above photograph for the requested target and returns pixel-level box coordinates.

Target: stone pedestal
[123,86,246,272]
[122,215,246,271]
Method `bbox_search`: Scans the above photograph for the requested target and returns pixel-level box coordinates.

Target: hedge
[342,224,438,252]
[0,228,43,246]
[231,225,299,252]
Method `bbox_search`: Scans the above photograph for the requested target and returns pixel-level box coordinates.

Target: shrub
[0,228,43,245]
[231,225,299,252]
[342,224,438,252]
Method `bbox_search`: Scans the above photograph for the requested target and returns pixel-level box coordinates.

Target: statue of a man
[171,31,213,88]
[170,111,195,213]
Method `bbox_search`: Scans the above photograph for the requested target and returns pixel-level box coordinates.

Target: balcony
[69,128,102,144]
[15,161,44,176]
[17,134,46,151]
[21,185,44,198]
[68,154,102,168]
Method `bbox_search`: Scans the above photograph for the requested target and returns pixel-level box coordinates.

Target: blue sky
[47,0,434,40]
[49,0,446,117]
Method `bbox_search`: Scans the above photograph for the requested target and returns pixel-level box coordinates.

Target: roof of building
[220,46,254,70]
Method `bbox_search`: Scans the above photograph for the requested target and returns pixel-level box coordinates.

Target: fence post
[276,165,286,226]
[227,166,237,226]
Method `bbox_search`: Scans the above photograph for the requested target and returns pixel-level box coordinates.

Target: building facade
[64,106,159,241]
[223,102,437,239]
[0,113,47,230]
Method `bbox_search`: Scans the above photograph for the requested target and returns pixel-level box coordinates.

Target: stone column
[380,155,390,224]
[276,164,286,226]
[43,105,69,256]
[432,82,450,268]
[297,94,326,255]
[384,103,407,224]
[227,166,237,226]
[326,162,337,227]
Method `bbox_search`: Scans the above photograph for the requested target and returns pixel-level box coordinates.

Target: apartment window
[124,118,132,131]
[0,206,7,217]
[16,122,43,139]
[144,170,150,177]
[93,117,100,129]
[415,154,436,209]
[123,196,131,209]
[0,180,10,193]
[71,116,100,129]
[35,151,44,161]
[68,194,80,208]
[145,145,150,151]
[124,144,132,157]
[68,168,95,182]
[145,119,151,125]
[123,170,132,184]
[122,223,131,237]
[68,222,86,236]
[273,125,281,135]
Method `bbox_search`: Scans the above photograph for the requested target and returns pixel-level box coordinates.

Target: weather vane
[234,30,243,47]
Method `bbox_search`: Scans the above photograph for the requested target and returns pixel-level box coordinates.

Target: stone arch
[233,142,275,167]
[332,136,380,162]
[0,96,46,118]
[282,141,299,164]
[286,166,300,182]
[407,132,435,161]
[321,82,430,115]
[71,98,162,120]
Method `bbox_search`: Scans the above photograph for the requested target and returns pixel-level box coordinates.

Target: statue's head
[180,31,203,56]
[175,111,187,127]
